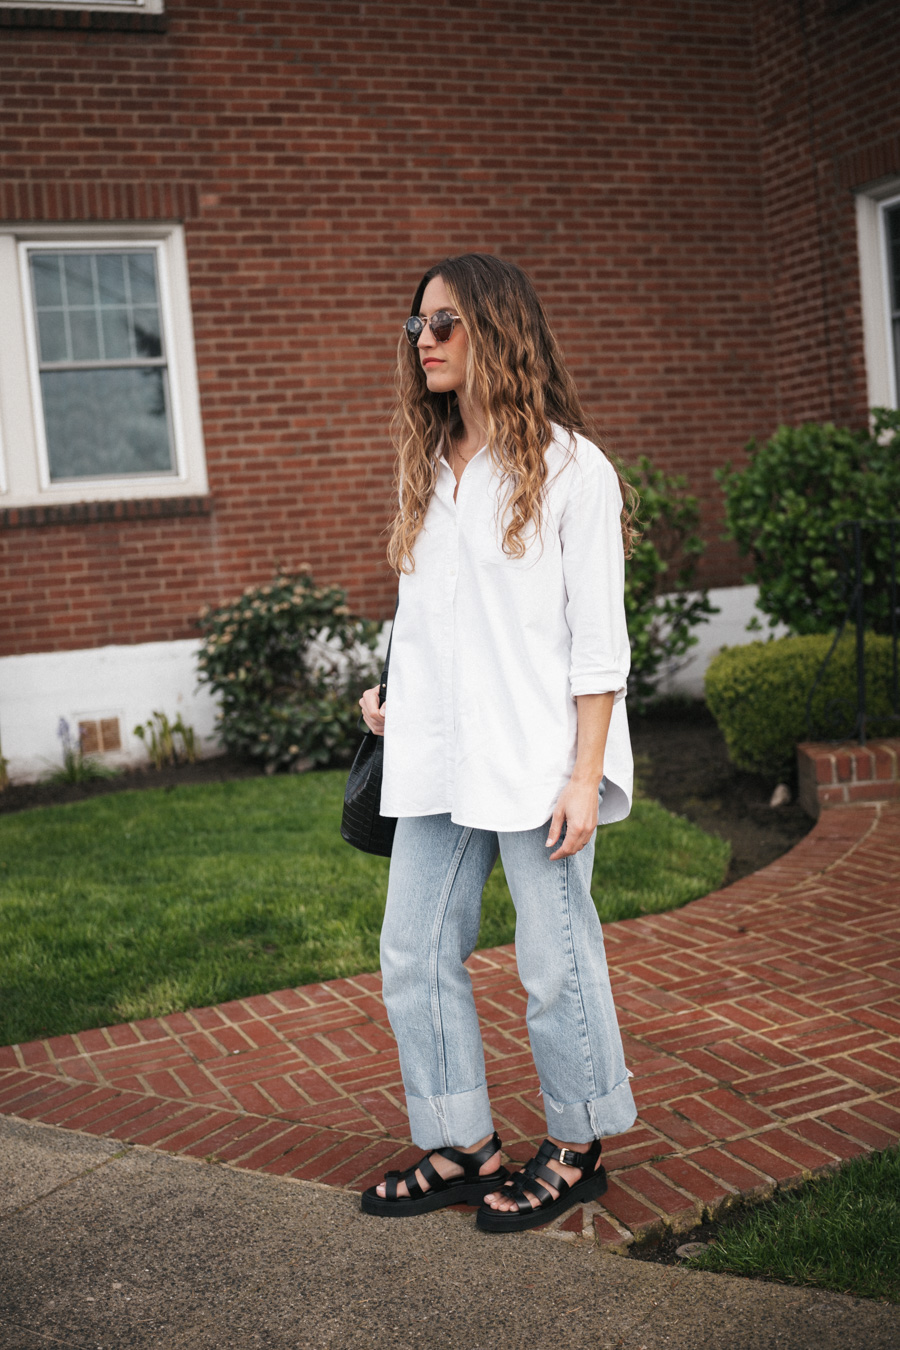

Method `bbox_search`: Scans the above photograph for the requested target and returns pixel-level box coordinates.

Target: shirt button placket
[444,516,460,797]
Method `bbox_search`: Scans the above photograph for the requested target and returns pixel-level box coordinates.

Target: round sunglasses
[404,310,462,347]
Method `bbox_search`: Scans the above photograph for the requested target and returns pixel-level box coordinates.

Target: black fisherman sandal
[476,1136,607,1232]
[360,1131,509,1217]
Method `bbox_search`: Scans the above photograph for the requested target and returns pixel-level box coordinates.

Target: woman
[358,253,637,1233]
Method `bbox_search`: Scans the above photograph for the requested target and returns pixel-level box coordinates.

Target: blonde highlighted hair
[387,253,638,574]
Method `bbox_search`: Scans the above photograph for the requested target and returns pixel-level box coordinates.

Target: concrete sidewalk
[1,1114,896,1350]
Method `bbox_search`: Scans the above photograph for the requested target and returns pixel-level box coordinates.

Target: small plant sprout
[133,712,197,770]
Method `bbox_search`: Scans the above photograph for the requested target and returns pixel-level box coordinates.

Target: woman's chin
[423,371,455,394]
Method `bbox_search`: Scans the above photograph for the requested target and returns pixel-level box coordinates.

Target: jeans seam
[427,823,475,1139]
[559,852,599,1104]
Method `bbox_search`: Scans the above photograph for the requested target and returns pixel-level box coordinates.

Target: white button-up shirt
[380,427,633,832]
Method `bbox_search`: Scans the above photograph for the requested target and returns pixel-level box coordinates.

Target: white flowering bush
[196,570,380,773]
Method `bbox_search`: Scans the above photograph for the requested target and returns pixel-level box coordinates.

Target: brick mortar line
[3,1069,882,1168]
[9,1015,390,1083]
[31,981,398,1067]
[2,1053,882,1139]
[620,1022,889,1079]
[0,1073,430,1152]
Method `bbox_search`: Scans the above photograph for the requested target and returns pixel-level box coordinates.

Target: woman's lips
[422,359,443,368]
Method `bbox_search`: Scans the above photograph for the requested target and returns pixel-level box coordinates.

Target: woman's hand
[546,775,601,861]
[546,691,615,859]
[359,685,386,736]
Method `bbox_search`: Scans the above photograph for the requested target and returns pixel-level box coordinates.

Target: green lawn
[0,771,729,1044]
[689,1147,900,1303]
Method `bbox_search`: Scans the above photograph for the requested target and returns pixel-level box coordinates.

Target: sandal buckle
[557,1147,577,1166]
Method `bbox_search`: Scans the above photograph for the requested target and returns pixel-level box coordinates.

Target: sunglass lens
[404,316,424,346]
[430,311,455,342]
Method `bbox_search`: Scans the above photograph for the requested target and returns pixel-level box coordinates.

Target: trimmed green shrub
[197,571,380,773]
[623,456,717,704]
[717,408,900,636]
[705,633,897,778]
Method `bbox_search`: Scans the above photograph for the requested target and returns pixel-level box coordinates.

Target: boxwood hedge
[705,633,898,778]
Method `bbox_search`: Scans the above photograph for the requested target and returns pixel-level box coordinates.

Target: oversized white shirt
[380,427,633,832]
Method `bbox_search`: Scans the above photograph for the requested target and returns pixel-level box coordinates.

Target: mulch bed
[1,702,813,886]
[629,700,813,885]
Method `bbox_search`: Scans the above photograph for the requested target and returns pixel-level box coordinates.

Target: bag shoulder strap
[378,595,399,708]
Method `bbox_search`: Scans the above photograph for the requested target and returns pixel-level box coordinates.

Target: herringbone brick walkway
[2,802,898,1250]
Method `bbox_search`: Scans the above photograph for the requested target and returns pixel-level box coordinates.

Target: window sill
[0,8,166,32]
[0,494,212,528]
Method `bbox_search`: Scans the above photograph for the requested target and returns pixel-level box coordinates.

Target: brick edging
[798,739,900,817]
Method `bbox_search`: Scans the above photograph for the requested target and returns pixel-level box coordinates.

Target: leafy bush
[623,456,717,704]
[717,409,900,635]
[705,633,897,777]
[197,571,380,773]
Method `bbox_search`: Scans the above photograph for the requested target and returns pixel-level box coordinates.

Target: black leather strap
[492,1137,602,1213]
[374,1131,504,1204]
[377,595,399,709]
[537,1138,602,1172]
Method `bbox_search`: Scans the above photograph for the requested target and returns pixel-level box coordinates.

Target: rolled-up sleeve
[559,444,631,700]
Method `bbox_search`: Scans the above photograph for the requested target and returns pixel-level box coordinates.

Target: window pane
[63,253,96,308]
[31,254,63,309]
[127,253,159,305]
[132,306,162,358]
[96,253,128,306]
[886,204,900,312]
[40,368,174,480]
[68,308,101,361]
[100,307,134,360]
[36,309,69,363]
[29,249,164,365]
[887,205,900,400]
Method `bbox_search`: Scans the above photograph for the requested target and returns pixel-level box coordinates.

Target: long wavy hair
[387,253,638,573]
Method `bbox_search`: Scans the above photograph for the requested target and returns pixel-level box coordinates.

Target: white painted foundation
[0,639,222,783]
[654,584,789,699]
[0,585,784,784]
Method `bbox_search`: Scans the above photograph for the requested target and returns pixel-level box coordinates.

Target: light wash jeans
[380,808,637,1149]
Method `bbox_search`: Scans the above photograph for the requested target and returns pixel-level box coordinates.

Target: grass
[688,1147,900,1303]
[0,771,729,1044]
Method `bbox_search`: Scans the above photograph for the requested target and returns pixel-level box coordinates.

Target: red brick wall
[0,0,894,657]
[752,0,900,428]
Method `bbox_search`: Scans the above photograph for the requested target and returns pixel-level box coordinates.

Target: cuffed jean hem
[405,1084,495,1150]
[542,1074,637,1142]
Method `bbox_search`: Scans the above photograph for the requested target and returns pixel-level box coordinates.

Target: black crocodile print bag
[341,617,396,857]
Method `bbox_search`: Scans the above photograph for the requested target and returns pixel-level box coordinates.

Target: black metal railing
[805,519,900,746]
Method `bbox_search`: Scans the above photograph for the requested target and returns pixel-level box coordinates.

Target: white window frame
[856,180,900,412]
[0,2,163,11]
[0,223,207,508]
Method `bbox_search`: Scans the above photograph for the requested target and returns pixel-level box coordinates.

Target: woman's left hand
[546,776,601,861]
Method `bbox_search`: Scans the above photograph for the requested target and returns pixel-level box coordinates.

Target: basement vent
[78,717,121,754]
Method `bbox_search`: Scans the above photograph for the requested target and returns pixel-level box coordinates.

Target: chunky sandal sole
[476,1163,608,1233]
[361,1168,510,1218]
